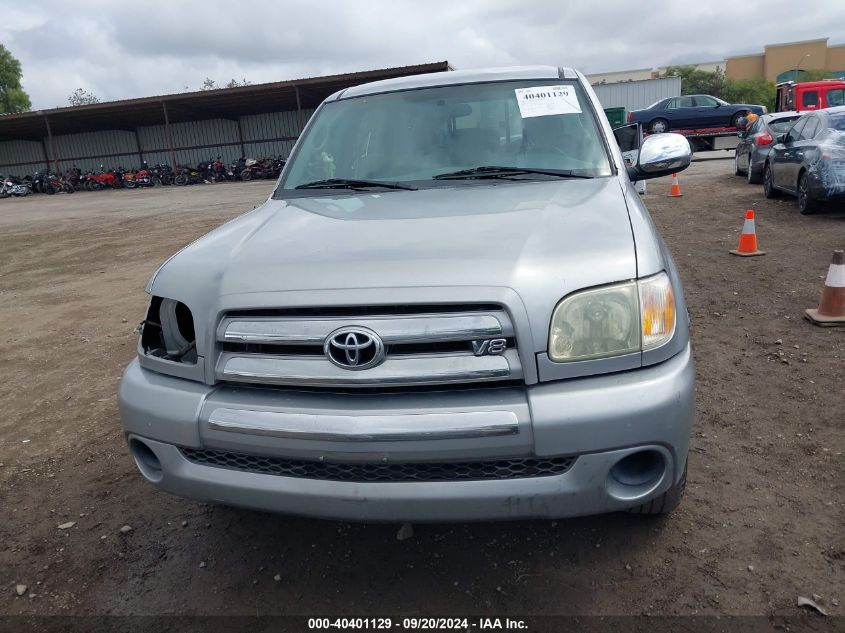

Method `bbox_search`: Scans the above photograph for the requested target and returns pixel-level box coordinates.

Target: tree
[661,65,728,99]
[723,78,776,113]
[0,44,31,113]
[224,78,251,88]
[68,88,100,106]
[200,77,251,91]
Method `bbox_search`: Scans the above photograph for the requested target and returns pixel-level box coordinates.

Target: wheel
[174,174,188,186]
[731,111,748,128]
[797,172,821,215]
[45,183,55,195]
[747,161,762,184]
[648,118,669,134]
[125,179,137,189]
[628,462,687,515]
[240,169,252,181]
[63,183,74,193]
[763,164,780,198]
[734,151,745,176]
[151,176,162,187]
[161,175,174,186]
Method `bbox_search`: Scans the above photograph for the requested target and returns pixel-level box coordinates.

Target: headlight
[140,296,198,364]
[548,273,675,362]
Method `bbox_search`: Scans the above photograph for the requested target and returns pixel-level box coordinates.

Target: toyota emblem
[324,326,385,370]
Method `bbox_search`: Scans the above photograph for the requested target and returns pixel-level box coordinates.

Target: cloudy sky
[3,0,845,109]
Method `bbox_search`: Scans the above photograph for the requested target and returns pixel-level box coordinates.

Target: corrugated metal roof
[0,61,451,141]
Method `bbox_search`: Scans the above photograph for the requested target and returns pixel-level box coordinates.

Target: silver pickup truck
[118,66,694,522]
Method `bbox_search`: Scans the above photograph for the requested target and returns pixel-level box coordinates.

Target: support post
[294,85,306,135]
[40,138,51,172]
[43,115,60,173]
[161,101,177,168]
[134,128,144,166]
[236,117,246,158]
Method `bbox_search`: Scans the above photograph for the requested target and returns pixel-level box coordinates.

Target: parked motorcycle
[0,176,30,198]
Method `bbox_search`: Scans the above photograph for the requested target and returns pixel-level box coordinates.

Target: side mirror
[776,134,786,144]
[626,133,692,181]
[735,117,748,130]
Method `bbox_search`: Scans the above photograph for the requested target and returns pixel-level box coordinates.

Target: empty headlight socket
[140,296,198,364]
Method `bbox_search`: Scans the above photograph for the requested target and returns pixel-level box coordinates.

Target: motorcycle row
[0,155,287,198]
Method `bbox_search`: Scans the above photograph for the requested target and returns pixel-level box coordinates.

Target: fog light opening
[129,438,163,484]
[610,450,665,487]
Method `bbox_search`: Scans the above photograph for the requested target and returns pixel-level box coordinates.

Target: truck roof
[776,79,845,88]
[333,66,578,100]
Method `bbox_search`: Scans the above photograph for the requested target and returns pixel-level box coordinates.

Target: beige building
[586,61,725,85]
[725,38,845,82]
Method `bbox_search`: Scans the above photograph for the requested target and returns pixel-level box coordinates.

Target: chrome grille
[180,447,575,482]
[215,306,521,388]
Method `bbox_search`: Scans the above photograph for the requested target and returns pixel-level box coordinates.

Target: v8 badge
[472,338,507,356]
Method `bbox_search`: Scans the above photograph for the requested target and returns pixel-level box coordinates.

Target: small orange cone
[667,173,683,197]
[805,249,845,326]
[729,210,765,257]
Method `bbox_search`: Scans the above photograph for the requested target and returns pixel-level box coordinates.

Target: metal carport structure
[0,61,451,175]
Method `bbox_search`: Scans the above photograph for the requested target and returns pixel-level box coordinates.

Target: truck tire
[628,462,687,515]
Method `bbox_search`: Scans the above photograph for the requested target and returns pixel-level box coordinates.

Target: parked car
[628,95,767,134]
[735,112,803,184]
[119,66,695,522]
[763,106,845,214]
[776,79,845,113]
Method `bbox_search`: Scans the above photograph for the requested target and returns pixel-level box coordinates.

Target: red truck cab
[776,80,845,112]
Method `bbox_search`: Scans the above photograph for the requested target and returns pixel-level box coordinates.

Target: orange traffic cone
[729,210,765,257]
[805,249,845,326]
[667,173,683,197]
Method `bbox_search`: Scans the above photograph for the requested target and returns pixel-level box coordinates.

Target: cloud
[2,0,844,109]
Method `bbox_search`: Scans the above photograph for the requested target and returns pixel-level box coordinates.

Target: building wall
[827,44,845,75]
[726,38,845,82]
[725,54,765,80]
[586,68,653,84]
[763,39,829,81]
[0,108,316,176]
[592,76,681,111]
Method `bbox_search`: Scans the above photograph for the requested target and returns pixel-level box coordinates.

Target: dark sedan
[763,106,845,214]
[735,112,803,184]
[628,95,767,134]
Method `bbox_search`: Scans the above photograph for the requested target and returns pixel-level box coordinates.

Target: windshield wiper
[294,178,417,191]
[432,166,595,180]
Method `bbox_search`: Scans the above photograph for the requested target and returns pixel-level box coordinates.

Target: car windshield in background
[830,112,845,132]
[770,117,801,133]
[277,80,611,193]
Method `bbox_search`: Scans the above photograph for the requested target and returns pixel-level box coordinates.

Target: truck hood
[151,178,638,351]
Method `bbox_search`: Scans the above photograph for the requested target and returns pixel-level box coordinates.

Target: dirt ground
[1,163,843,628]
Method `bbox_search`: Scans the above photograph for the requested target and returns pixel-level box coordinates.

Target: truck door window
[802,90,819,108]
[827,89,845,107]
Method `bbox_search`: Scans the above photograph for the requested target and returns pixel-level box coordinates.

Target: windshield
[830,112,845,131]
[277,80,611,193]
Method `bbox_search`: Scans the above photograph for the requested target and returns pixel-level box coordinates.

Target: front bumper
[118,344,694,522]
